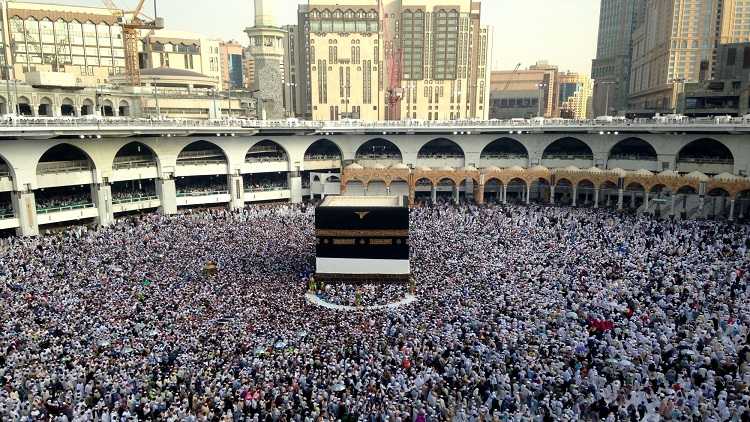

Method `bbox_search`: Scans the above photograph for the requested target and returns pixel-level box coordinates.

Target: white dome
[482,165,502,173]
[608,168,627,177]
[658,170,679,178]
[633,169,653,176]
[390,163,409,170]
[439,166,455,172]
[714,172,741,181]
[368,163,386,170]
[558,165,580,172]
[529,165,549,172]
[685,171,709,181]
[416,166,432,172]
[345,163,364,170]
[506,165,525,172]
[586,166,603,173]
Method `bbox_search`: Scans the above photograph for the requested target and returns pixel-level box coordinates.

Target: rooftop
[320,196,402,208]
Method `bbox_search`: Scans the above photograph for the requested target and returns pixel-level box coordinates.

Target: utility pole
[4,65,12,116]
[152,78,161,119]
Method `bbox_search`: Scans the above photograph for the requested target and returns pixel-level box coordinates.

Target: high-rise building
[296,3,313,120]
[628,0,750,114]
[557,72,593,119]
[0,0,126,85]
[219,40,245,91]
[282,24,303,117]
[138,29,222,85]
[304,0,491,121]
[590,0,643,116]
[242,48,255,90]
[245,0,286,119]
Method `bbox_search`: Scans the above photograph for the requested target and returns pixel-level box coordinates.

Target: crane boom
[100,0,164,86]
[502,63,522,92]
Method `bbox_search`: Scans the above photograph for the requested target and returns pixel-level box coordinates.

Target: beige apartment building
[489,62,559,119]
[139,29,222,86]
[628,0,750,114]
[0,0,125,86]
[306,0,491,121]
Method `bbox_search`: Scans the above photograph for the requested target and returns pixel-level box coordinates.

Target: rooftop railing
[1,116,750,131]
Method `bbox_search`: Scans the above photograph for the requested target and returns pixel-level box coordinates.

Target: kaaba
[315,196,410,282]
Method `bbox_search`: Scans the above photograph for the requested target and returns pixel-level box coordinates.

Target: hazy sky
[35,0,600,73]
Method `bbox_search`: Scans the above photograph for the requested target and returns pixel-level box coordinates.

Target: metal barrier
[112,195,159,204]
[176,190,229,197]
[36,203,95,214]
[2,116,749,132]
[37,161,92,174]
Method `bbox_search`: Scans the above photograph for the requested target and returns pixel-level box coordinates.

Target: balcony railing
[677,157,734,165]
[36,203,95,214]
[244,186,289,193]
[112,195,159,204]
[37,161,92,174]
[542,154,594,160]
[177,190,229,197]
[113,156,158,170]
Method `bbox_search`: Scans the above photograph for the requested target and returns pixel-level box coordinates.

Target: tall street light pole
[537,82,548,118]
[600,81,617,116]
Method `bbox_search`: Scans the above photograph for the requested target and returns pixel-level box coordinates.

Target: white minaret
[245,0,287,119]
[254,0,276,27]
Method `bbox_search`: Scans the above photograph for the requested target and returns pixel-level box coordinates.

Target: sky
[34,0,601,74]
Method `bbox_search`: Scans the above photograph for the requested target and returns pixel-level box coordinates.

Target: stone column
[670,194,677,216]
[617,188,624,210]
[525,184,531,205]
[430,186,437,204]
[549,185,556,205]
[643,191,650,212]
[228,174,244,211]
[157,177,177,215]
[464,178,474,202]
[630,192,636,209]
[452,185,460,204]
[475,184,485,205]
[594,188,600,209]
[289,171,302,204]
[12,190,38,237]
[729,199,736,221]
[408,186,415,206]
[502,184,508,204]
[91,183,114,227]
[572,185,578,207]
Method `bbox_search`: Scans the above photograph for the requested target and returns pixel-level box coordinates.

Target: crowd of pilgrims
[315,283,409,308]
[0,202,749,421]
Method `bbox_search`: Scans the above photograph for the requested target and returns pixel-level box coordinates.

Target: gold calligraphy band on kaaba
[316,229,409,237]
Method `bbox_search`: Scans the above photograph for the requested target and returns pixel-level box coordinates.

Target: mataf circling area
[1,204,749,420]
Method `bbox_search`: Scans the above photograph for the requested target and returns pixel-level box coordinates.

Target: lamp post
[668,78,686,114]
[2,64,15,116]
[537,82,548,118]
[152,77,161,119]
[600,80,617,116]
[285,82,297,118]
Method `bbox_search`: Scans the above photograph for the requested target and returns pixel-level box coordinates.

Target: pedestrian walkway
[305,292,418,311]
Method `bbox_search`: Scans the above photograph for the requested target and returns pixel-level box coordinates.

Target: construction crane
[379,0,403,120]
[101,0,164,86]
[502,63,522,92]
